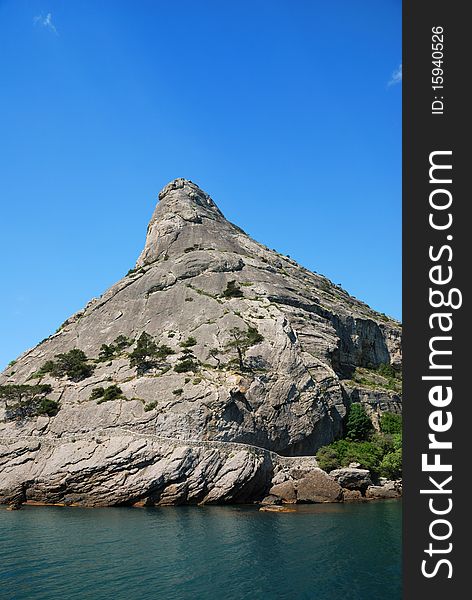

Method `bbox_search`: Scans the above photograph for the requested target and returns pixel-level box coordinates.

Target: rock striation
[0,179,402,506]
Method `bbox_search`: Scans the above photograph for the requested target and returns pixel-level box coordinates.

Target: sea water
[0,501,401,600]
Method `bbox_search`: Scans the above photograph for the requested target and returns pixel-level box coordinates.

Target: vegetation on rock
[350,364,402,393]
[129,331,174,375]
[90,387,106,400]
[144,400,158,412]
[378,444,402,479]
[225,326,264,371]
[0,384,59,419]
[180,337,197,348]
[345,403,374,441]
[316,406,402,479]
[380,411,402,434]
[98,344,115,362]
[129,332,159,374]
[223,280,244,298]
[126,267,145,276]
[36,349,94,382]
[90,385,124,404]
[208,347,221,367]
[31,360,55,379]
[155,345,174,360]
[98,336,133,362]
[174,347,199,373]
[377,362,397,378]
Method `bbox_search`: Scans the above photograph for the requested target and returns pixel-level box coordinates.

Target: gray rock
[329,467,373,492]
[0,179,402,506]
[260,494,282,506]
[295,470,343,503]
[365,483,402,499]
[269,468,342,504]
[342,489,364,501]
[269,480,297,503]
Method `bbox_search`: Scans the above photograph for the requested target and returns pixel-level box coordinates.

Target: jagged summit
[0,181,401,507]
[158,178,224,215]
[137,178,236,267]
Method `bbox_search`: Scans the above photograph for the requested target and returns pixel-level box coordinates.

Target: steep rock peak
[157,178,225,220]
[136,179,233,267]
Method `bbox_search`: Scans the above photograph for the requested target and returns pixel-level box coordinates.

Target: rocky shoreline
[262,464,402,507]
[1,430,400,509]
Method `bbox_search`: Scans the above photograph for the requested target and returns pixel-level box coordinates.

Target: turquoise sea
[0,501,401,600]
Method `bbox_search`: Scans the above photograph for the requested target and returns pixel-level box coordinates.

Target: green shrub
[37,398,60,417]
[316,446,340,472]
[334,439,384,472]
[180,337,197,348]
[99,385,123,403]
[174,344,199,373]
[32,360,56,378]
[55,349,94,381]
[94,385,123,404]
[129,332,159,373]
[144,401,158,412]
[377,363,397,379]
[345,403,373,441]
[380,412,402,434]
[369,432,395,455]
[98,344,115,362]
[379,448,402,479]
[223,280,243,298]
[316,403,403,479]
[0,384,52,402]
[392,432,402,450]
[209,347,222,367]
[36,349,94,382]
[0,384,58,420]
[126,267,145,276]
[156,345,174,360]
[174,359,198,373]
[90,387,105,400]
[172,388,183,396]
[97,336,132,362]
[225,326,264,371]
[114,335,132,351]
[246,326,264,345]
[316,432,402,478]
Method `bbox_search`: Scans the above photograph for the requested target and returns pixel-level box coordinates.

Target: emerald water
[0,501,401,600]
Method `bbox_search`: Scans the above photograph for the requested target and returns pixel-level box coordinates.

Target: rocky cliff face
[0,179,401,506]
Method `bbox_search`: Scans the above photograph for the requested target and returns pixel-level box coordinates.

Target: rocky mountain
[0,179,401,506]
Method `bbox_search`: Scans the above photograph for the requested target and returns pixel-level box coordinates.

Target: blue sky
[0,0,401,369]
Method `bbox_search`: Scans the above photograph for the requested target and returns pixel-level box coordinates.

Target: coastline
[3,478,402,510]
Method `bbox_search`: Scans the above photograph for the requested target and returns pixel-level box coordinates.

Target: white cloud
[33,13,58,35]
[388,63,402,87]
